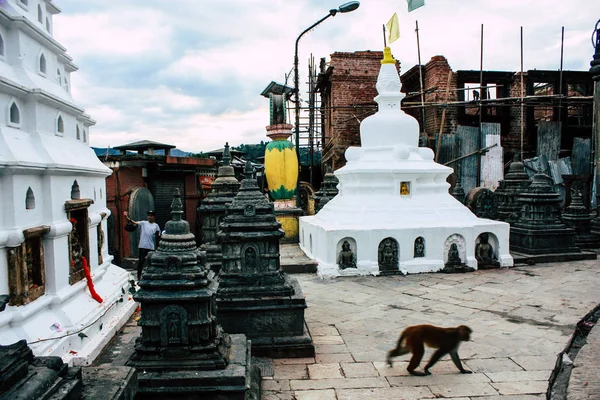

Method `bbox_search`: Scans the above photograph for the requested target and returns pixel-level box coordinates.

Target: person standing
[124,210,160,280]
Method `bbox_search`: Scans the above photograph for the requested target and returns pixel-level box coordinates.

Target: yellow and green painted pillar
[264,93,302,242]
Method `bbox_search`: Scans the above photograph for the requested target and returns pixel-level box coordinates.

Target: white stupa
[0,0,136,365]
[299,48,513,277]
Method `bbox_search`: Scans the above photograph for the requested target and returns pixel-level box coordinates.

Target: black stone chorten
[510,173,585,260]
[562,190,600,249]
[126,189,260,400]
[494,157,531,223]
[314,166,339,213]
[198,143,241,274]
[217,161,314,358]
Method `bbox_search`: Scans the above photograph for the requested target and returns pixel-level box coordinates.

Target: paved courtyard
[262,259,600,399]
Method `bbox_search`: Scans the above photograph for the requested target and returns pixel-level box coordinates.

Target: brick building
[98,140,216,267]
[318,52,593,170]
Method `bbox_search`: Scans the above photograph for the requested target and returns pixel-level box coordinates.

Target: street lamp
[293,1,360,208]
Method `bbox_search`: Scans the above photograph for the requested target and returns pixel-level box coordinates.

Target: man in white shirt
[124,210,160,280]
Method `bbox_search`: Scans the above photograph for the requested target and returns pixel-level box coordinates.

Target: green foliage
[232,141,267,162]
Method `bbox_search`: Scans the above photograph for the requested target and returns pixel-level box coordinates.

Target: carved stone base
[0,340,83,400]
[511,250,597,264]
[251,322,315,359]
[133,334,260,400]
[510,227,581,255]
[217,277,314,358]
[81,366,138,400]
[477,261,501,270]
[440,264,476,273]
[574,233,600,249]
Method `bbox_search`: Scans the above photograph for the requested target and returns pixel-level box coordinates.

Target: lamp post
[293,1,360,208]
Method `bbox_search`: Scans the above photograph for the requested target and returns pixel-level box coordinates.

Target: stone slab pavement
[93,258,600,399]
[262,259,600,399]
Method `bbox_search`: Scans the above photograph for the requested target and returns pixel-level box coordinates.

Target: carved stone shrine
[494,158,531,223]
[440,235,475,273]
[510,173,585,259]
[466,187,497,220]
[314,166,339,213]
[198,143,241,274]
[561,190,600,249]
[450,162,466,204]
[217,161,314,358]
[127,189,260,399]
[475,232,501,269]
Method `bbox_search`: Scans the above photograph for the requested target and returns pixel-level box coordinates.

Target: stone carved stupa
[217,161,314,358]
[127,189,260,399]
[314,166,340,213]
[198,143,240,274]
[299,48,513,277]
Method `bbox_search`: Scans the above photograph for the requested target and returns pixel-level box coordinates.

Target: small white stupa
[0,0,136,365]
[299,48,513,277]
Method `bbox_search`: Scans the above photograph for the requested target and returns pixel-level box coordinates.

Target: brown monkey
[386,324,472,376]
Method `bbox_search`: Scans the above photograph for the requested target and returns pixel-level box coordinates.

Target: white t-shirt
[137,220,160,250]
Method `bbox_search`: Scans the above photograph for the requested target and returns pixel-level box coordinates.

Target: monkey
[386,324,472,376]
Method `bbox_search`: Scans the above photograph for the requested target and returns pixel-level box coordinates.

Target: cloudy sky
[53,0,600,153]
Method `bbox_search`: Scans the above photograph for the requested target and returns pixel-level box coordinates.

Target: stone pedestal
[127,190,260,399]
[198,143,240,274]
[494,159,531,223]
[510,174,594,262]
[274,200,303,244]
[0,340,83,399]
[562,190,600,249]
[217,162,314,358]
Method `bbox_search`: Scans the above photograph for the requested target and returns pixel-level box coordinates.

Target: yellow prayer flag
[386,13,400,44]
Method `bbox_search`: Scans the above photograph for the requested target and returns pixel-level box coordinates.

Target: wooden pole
[382,24,387,47]
[558,26,565,123]
[520,26,524,161]
[435,70,453,162]
[415,20,427,144]
[477,23,484,185]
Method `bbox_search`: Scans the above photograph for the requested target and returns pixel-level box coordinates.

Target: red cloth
[82,256,103,303]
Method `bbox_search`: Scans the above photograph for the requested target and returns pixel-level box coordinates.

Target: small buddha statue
[475,233,500,269]
[337,240,357,270]
[414,237,425,258]
[446,243,461,265]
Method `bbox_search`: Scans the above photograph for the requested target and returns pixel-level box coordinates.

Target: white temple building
[0,0,136,365]
[299,48,513,278]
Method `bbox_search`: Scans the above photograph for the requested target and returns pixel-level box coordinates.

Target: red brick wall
[421,56,458,137]
[323,51,387,170]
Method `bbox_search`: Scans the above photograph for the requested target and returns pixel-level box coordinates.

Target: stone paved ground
[262,259,600,399]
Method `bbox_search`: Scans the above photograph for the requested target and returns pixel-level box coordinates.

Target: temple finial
[381,47,396,65]
[223,142,231,166]
[171,188,183,221]
[244,160,253,180]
